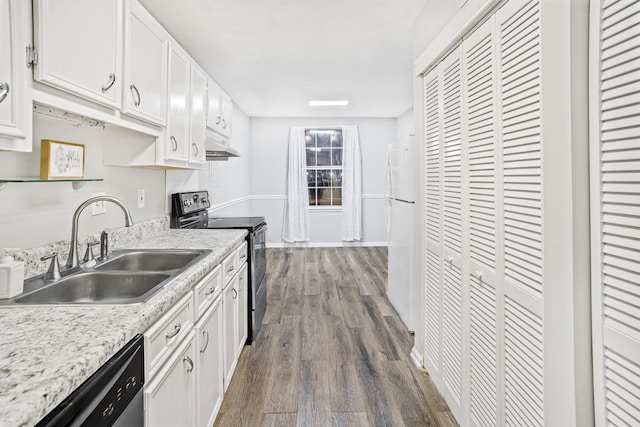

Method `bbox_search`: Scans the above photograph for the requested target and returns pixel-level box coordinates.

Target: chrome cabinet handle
[221,119,226,129]
[192,143,198,156]
[101,73,116,93]
[240,253,247,260]
[205,287,215,296]
[0,82,9,104]
[170,136,178,152]
[227,265,234,273]
[473,271,484,281]
[446,256,453,264]
[215,116,221,125]
[200,330,209,354]
[232,288,238,299]
[183,356,194,373]
[165,322,181,339]
[130,84,141,107]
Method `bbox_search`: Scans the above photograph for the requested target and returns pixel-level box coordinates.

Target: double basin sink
[6,249,211,305]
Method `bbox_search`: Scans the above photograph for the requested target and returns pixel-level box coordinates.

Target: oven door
[251,223,267,295]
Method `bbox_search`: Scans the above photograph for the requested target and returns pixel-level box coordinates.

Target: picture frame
[40,140,85,179]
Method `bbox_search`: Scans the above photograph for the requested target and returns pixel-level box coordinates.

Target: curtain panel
[282,127,310,242]
[341,125,362,241]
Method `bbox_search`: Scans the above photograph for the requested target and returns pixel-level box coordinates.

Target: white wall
[249,117,394,246]
[0,114,165,250]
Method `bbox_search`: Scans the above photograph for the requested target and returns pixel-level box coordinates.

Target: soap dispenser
[0,255,24,299]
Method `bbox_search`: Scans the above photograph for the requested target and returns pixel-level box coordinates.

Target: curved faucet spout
[65,196,134,269]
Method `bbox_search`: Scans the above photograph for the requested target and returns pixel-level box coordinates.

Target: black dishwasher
[35,335,144,427]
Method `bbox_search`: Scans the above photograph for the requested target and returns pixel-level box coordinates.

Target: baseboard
[267,241,388,248]
[410,346,426,371]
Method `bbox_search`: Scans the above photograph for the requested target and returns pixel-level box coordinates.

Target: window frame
[304,128,344,210]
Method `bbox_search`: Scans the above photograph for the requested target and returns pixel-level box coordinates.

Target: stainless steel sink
[95,250,203,271]
[3,248,211,305]
[14,272,171,304]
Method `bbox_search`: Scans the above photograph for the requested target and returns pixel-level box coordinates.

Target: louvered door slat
[425,248,441,371]
[443,261,463,406]
[504,297,543,426]
[604,349,640,425]
[470,276,499,427]
[443,53,463,257]
[593,0,640,423]
[425,71,441,246]
[466,24,498,273]
[500,0,543,300]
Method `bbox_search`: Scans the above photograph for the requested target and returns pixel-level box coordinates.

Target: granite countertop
[0,229,247,427]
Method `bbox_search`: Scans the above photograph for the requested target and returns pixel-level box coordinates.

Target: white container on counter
[0,256,24,299]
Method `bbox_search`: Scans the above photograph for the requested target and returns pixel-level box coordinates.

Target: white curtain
[341,126,362,241]
[282,127,310,242]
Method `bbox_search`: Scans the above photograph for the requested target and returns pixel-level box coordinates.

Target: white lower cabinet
[222,274,239,391]
[236,264,248,357]
[144,330,196,427]
[144,247,246,426]
[195,296,223,427]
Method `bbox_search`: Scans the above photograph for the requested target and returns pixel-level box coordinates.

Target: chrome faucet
[65,196,134,269]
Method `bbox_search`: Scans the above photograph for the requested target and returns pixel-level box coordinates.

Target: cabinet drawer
[237,242,248,266]
[222,251,238,286]
[145,292,194,378]
[194,266,221,319]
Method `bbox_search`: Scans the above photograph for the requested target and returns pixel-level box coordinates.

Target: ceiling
[138,0,427,118]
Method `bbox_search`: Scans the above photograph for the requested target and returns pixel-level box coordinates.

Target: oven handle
[254,223,268,234]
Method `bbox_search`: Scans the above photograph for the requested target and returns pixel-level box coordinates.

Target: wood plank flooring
[214,247,456,427]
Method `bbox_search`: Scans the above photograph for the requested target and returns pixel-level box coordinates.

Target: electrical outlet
[137,189,145,208]
[91,192,107,215]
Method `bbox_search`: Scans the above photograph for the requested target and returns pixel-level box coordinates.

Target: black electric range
[170,191,267,343]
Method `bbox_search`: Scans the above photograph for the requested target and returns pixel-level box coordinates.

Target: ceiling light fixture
[308,100,350,107]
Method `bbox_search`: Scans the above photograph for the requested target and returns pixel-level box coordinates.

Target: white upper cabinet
[0,0,32,152]
[206,79,233,139]
[189,65,207,166]
[165,42,190,162]
[33,0,122,108]
[123,0,167,126]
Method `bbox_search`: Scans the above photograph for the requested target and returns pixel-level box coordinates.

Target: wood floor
[214,247,457,427]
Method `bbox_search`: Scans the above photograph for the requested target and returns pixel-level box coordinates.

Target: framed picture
[40,140,85,179]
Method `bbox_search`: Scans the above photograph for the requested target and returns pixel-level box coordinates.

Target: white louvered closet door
[497,0,545,425]
[424,64,443,384]
[463,16,501,427]
[440,46,465,419]
[591,0,640,425]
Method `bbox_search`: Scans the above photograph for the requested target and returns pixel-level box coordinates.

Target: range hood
[205,133,240,161]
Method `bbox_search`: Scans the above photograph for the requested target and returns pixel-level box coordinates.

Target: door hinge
[26,44,38,68]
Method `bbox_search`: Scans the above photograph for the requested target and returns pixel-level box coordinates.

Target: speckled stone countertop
[0,229,247,427]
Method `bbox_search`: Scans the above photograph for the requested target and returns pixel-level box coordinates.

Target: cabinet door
[219,93,233,137]
[165,42,190,162]
[206,79,222,132]
[236,264,248,356]
[123,0,167,126]
[0,0,31,151]
[189,65,207,166]
[195,297,223,427]
[206,80,233,139]
[33,0,122,108]
[144,331,196,427]
[222,276,239,390]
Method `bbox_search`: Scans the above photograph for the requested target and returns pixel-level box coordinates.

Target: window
[305,129,343,206]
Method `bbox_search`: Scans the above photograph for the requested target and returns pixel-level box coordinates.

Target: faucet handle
[82,241,100,266]
[100,229,112,260]
[41,253,61,282]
